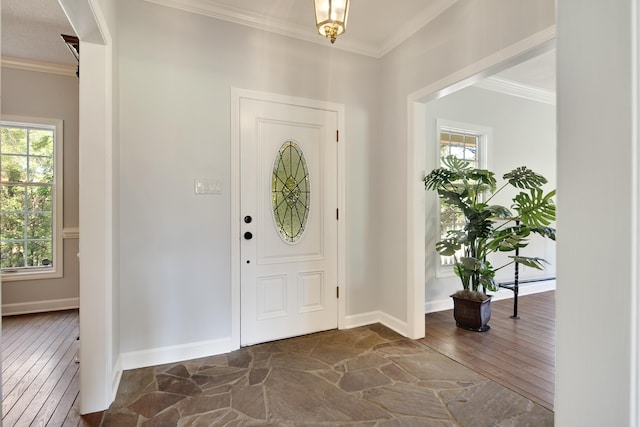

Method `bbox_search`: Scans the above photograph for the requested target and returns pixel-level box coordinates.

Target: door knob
[244,231,253,240]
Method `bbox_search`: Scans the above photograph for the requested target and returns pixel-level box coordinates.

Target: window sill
[1,268,62,282]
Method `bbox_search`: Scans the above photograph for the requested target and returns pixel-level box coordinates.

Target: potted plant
[424,155,556,331]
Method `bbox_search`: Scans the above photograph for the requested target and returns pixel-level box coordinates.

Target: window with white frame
[436,120,490,269]
[1,117,63,280]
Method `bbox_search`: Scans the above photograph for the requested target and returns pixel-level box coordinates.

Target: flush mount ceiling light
[314,0,349,44]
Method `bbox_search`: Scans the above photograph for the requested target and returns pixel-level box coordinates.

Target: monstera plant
[424,156,556,331]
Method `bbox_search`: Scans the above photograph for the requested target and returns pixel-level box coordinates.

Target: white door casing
[238,95,341,346]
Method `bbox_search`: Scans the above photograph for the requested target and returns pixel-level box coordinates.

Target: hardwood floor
[1,309,99,426]
[423,290,556,410]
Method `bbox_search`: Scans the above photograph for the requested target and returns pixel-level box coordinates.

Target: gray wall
[117,0,381,354]
[116,0,557,357]
[1,67,79,312]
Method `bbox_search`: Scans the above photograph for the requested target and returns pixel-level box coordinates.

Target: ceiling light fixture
[314,0,349,44]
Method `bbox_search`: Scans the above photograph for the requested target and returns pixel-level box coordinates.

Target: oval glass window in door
[272,141,310,243]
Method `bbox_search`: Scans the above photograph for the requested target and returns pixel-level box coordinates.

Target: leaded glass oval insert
[272,141,310,243]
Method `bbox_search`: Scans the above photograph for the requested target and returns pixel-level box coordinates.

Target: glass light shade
[314,0,349,43]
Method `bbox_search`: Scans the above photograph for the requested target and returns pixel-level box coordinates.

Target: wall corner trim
[344,310,408,337]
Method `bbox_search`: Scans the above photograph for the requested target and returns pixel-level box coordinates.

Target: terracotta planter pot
[451,294,492,332]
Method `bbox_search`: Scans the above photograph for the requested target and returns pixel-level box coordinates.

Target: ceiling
[496,48,556,93]
[0,0,555,97]
[2,0,77,65]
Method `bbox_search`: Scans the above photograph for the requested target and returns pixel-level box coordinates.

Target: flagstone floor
[100,324,552,426]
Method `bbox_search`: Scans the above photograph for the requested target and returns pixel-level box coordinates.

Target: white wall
[117,0,381,358]
[378,0,555,332]
[424,85,556,308]
[556,0,639,425]
[1,67,80,314]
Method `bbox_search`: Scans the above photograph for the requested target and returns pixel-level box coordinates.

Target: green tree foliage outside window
[1,125,55,270]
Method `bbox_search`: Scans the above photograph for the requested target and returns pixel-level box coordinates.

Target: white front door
[240,97,338,346]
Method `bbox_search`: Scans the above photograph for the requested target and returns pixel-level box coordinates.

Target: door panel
[240,98,337,346]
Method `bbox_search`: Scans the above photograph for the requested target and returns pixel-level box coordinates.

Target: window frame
[1,116,64,281]
[435,119,492,278]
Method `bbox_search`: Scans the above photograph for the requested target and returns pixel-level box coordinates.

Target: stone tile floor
[101,324,553,426]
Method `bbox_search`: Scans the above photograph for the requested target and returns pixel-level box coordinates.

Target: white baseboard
[344,311,380,329]
[112,355,123,401]
[120,310,407,373]
[344,310,408,337]
[117,282,555,374]
[120,337,237,371]
[425,280,556,313]
[2,297,79,316]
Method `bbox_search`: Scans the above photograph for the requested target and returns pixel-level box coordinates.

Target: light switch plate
[194,179,223,195]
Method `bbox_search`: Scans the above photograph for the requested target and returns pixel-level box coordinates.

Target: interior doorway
[424,49,557,312]
[405,30,557,338]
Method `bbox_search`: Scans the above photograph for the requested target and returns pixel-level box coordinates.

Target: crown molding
[143,0,379,56]
[1,56,77,77]
[377,0,459,57]
[142,0,456,58]
[474,76,556,105]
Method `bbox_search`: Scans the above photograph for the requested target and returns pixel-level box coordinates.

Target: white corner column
[556,1,640,425]
[58,0,115,414]
[78,40,114,414]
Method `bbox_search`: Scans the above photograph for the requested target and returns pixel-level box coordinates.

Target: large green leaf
[509,256,549,270]
[478,274,499,292]
[503,166,548,189]
[438,189,468,209]
[467,169,497,191]
[455,258,498,292]
[441,155,472,172]
[424,167,457,191]
[486,205,512,219]
[512,188,556,227]
[529,225,557,241]
[459,256,482,271]
[463,208,493,240]
[435,238,462,256]
[487,232,529,252]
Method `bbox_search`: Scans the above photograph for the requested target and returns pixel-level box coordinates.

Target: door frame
[405,27,556,339]
[231,89,346,349]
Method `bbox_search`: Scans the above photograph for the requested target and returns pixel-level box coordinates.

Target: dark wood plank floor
[423,290,555,410]
[1,309,100,426]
